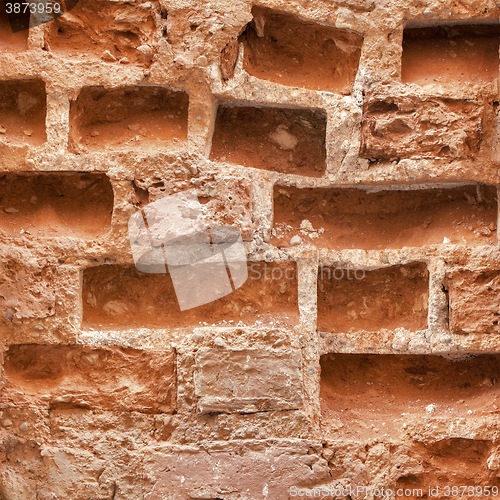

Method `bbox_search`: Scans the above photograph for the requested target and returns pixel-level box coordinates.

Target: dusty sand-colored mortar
[2,0,500,498]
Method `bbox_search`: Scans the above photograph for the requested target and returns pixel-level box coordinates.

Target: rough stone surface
[1,344,177,413]
[446,270,500,335]
[361,96,486,161]
[194,348,303,413]
[1,0,500,497]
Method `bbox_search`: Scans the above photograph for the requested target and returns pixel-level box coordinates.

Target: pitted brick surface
[2,0,500,497]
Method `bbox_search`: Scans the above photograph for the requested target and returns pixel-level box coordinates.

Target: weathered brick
[1,344,176,413]
[361,97,485,161]
[446,270,500,334]
[0,172,113,237]
[143,442,330,499]
[273,185,497,250]
[0,79,46,145]
[240,6,363,93]
[210,104,327,177]
[318,262,429,333]
[83,262,299,329]
[194,349,303,413]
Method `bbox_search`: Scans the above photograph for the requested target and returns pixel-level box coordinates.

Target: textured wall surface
[1,0,500,498]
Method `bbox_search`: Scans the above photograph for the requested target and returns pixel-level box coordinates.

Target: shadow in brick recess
[82,262,299,329]
[1,344,176,413]
[69,86,189,152]
[0,172,113,237]
[402,24,500,85]
[318,262,429,333]
[321,353,500,440]
[239,6,363,93]
[272,185,497,249]
[210,104,327,177]
[44,0,156,66]
[0,79,46,145]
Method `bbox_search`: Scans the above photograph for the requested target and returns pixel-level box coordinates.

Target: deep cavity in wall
[0,173,114,237]
[272,185,497,250]
[317,263,429,333]
[239,6,363,93]
[69,86,189,152]
[320,353,500,439]
[1,344,177,412]
[402,23,500,85]
[0,79,46,145]
[210,103,327,177]
[82,262,299,329]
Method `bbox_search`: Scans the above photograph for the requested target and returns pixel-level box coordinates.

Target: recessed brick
[82,262,299,329]
[240,6,363,93]
[402,24,500,85]
[69,86,189,152]
[0,79,46,145]
[1,344,176,413]
[273,185,497,250]
[318,263,429,333]
[321,353,500,438]
[326,437,500,493]
[0,6,29,51]
[194,349,303,413]
[45,0,156,65]
[210,104,326,176]
[0,172,113,237]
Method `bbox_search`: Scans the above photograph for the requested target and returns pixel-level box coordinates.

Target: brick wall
[1,0,500,498]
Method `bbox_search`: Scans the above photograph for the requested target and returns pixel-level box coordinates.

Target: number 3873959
[5,2,61,14]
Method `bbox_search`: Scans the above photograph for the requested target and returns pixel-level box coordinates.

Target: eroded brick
[402,24,500,85]
[82,262,299,330]
[240,6,363,93]
[210,103,327,177]
[321,353,500,439]
[273,185,497,250]
[446,270,500,334]
[318,263,429,333]
[0,79,46,145]
[361,97,485,161]
[194,349,303,413]
[0,172,113,237]
[69,86,189,152]
[143,442,330,499]
[1,344,176,413]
